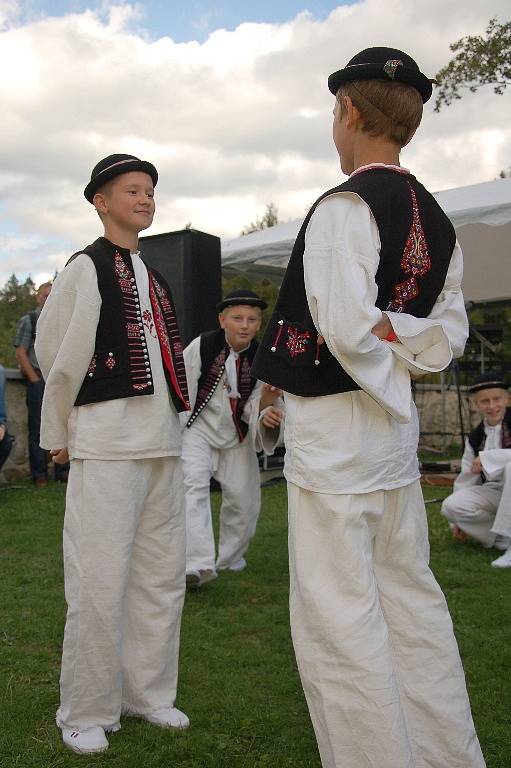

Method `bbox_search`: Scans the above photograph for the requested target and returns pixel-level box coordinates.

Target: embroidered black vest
[186,328,258,442]
[251,167,456,397]
[468,409,511,456]
[70,237,190,412]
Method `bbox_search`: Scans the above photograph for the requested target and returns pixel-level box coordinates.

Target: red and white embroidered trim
[387,183,431,313]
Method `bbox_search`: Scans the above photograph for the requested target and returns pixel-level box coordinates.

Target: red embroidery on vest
[87,355,97,377]
[286,327,311,357]
[104,353,116,370]
[387,183,431,313]
[149,274,190,409]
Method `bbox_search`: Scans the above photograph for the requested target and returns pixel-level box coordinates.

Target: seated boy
[182,289,283,587]
[35,154,191,754]
[442,371,511,567]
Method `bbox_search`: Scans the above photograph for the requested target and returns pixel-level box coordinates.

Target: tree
[0,274,37,367]
[240,202,279,236]
[434,18,511,111]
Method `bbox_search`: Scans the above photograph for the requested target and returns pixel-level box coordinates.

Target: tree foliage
[434,18,511,111]
[0,274,37,367]
[240,202,279,236]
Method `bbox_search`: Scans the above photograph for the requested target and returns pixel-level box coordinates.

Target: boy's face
[473,387,509,426]
[333,98,355,176]
[219,304,262,352]
[94,171,155,233]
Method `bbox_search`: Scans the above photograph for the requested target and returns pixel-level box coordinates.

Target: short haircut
[37,281,52,293]
[337,79,423,147]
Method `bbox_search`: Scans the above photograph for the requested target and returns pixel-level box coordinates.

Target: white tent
[222,177,511,304]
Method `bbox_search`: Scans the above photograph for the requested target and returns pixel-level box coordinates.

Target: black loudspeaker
[140,229,222,347]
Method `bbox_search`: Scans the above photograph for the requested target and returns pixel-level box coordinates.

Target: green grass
[0,481,510,767]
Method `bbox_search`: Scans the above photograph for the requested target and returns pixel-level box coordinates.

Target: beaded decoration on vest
[114,252,153,392]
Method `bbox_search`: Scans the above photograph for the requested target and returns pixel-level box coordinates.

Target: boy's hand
[260,383,282,412]
[471,457,482,474]
[51,448,69,465]
[371,312,394,340]
[262,406,283,429]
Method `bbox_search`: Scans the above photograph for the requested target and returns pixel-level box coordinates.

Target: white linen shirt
[455,421,510,489]
[36,251,181,460]
[283,188,469,494]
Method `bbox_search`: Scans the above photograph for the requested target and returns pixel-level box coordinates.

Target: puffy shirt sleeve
[35,254,101,449]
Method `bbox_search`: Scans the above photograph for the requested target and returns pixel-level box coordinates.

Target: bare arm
[15,347,40,383]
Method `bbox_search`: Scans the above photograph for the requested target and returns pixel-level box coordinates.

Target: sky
[0,0,510,286]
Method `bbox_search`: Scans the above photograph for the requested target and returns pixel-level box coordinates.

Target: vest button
[271,346,276,352]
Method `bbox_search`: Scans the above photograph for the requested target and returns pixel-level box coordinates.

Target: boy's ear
[344,95,361,129]
[93,191,108,215]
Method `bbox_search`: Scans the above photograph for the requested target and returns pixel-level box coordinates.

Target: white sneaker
[228,557,247,572]
[139,706,190,729]
[61,726,109,754]
[491,551,511,568]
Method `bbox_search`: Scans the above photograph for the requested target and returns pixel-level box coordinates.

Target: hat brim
[469,380,508,394]
[84,160,158,203]
[328,64,432,103]
[217,297,268,312]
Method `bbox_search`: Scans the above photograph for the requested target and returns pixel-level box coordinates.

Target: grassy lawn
[1,480,510,767]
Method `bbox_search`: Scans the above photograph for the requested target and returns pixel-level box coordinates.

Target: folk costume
[442,374,511,560]
[182,290,270,581]
[251,49,485,768]
[36,156,191,743]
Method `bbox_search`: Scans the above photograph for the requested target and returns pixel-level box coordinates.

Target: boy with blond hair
[183,289,283,587]
[36,154,190,754]
[252,48,485,768]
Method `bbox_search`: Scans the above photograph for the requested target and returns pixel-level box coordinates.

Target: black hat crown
[328,46,432,103]
[217,289,268,312]
[84,153,158,203]
[469,370,508,394]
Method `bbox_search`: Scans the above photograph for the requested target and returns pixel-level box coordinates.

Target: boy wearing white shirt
[36,154,191,755]
[252,48,485,768]
[182,290,283,588]
[442,372,511,566]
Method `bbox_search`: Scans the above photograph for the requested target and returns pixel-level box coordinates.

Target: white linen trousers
[442,462,511,544]
[58,457,186,730]
[182,427,261,572]
[288,480,486,768]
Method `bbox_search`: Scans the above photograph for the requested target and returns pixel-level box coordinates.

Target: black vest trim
[251,167,456,397]
[69,238,189,412]
[186,329,258,442]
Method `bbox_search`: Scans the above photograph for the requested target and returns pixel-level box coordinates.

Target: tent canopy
[222,177,511,303]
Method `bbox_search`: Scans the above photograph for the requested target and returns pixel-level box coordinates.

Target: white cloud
[0,0,510,283]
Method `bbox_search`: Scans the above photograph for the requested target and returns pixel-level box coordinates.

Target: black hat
[469,371,508,395]
[217,289,268,312]
[328,47,432,103]
[84,154,158,203]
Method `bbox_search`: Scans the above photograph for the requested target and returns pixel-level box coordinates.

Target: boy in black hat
[442,371,511,566]
[252,48,485,768]
[35,154,191,754]
[182,289,283,587]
